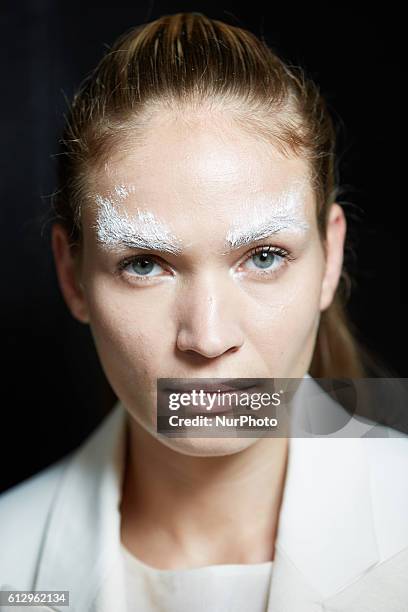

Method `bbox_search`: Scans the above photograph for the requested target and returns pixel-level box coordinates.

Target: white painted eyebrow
[92,195,184,255]
[223,216,310,253]
[91,189,310,257]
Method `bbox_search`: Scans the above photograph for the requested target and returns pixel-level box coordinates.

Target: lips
[163,378,260,394]
[161,379,261,415]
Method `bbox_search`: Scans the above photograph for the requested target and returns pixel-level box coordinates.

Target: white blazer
[1,377,408,612]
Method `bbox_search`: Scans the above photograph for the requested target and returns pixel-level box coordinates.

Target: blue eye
[252,250,277,269]
[125,256,164,277]
[243,246,288,274]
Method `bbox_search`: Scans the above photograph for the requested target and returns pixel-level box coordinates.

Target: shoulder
[0,452,73,588]
[0,452,71,522]
[0,405,126,590]
[0,406,124,530]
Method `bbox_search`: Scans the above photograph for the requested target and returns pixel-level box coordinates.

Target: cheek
[84,278,170,432]
[84,274,170,382]
[242,251,324,364]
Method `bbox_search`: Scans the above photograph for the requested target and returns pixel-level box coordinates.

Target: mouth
[163,378,260,394]
[161,378,260,415]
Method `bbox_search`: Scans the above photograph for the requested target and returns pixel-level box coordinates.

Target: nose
[175,275,244,359]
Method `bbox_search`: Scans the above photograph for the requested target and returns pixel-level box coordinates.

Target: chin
[154,433,259,457]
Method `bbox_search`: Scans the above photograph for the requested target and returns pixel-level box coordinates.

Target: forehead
[87,109,315,227]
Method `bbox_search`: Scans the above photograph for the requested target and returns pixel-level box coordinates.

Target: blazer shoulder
[0,452,73,588]
[0,452,72,518]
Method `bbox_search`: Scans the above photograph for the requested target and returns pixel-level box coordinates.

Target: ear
[51,223,90,324]
[319,203,347,312]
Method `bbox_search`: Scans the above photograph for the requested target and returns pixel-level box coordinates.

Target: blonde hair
[52,12,373,378]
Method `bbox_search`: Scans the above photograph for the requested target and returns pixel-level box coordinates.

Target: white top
[121,542,273,612]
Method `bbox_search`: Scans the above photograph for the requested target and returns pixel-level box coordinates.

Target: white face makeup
[92,186,183,255]
[92,181,310,256]
[78,107,333,458]
[224,182,310,252]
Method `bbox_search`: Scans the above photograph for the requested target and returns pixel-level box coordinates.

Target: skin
[51,106,346,569]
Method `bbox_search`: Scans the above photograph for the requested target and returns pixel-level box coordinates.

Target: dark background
[1,1,405,493]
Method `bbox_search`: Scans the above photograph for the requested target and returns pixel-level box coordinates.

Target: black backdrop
[1,1,405,493]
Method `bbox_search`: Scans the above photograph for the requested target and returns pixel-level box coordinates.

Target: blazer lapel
[321,545,408,611]
[32,403,129,612]
[267,376,408,610]
[267,435,379,607]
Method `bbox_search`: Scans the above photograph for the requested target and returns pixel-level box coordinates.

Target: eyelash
[116,244,294,282]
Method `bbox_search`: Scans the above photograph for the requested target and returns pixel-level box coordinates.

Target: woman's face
[53,106,346,456]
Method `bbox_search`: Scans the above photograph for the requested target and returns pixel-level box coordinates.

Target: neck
[120,416,289,569]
